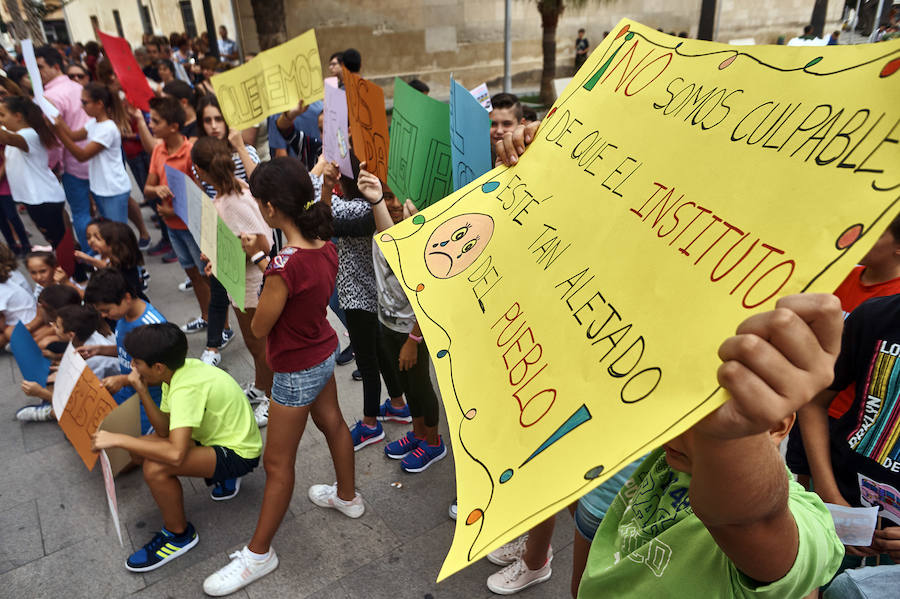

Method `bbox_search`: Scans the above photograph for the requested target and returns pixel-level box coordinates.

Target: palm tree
[249,0,287,50]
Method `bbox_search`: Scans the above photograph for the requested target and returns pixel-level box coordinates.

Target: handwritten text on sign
[212,29,324,130]
[376,20,900,579]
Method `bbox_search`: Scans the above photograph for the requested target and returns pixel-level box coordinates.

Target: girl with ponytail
[49,82,132,223]
[0,95,67,247]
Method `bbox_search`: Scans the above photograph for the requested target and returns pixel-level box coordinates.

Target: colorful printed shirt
[577,449,842,598]
[829,295,900,525]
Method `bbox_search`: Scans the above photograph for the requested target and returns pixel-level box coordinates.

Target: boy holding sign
[495,126,843,598]
[91,323,261,572]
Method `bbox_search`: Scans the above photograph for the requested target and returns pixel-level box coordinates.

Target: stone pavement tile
[303,582,353,599]
[132,468,267,586]
[0,440,90,512]
[21,420,67,453]
[0,536,144,597]
[0,500,43,575]
[129,550,251,599]
[0,408,24,456]
[336,515,576,599]
[357,442,457,539]
[242,503,401,599]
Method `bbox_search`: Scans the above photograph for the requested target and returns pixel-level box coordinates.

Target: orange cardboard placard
[58,368,118,470]
[343,67,390,182]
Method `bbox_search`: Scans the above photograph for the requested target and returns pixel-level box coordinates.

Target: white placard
[468,82,492,111]
[51,343,86,418]
[100,450,124,547]
[825,503,879,546]
[21,40,60,119]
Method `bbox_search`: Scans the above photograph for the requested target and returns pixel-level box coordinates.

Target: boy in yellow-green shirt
[91,322,262,573]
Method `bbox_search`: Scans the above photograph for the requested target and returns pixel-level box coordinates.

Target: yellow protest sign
[376,20,900,580]
[211,29,324,130]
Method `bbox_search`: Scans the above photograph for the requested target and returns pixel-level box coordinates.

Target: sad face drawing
[424,213,495,279]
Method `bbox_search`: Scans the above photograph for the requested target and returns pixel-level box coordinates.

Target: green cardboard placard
[216,218,246,311]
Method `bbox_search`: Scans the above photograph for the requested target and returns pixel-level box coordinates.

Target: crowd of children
[0,36,896,598]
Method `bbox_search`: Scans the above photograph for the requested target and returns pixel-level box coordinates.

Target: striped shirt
[115,301,166,373]
[196,144,260,199]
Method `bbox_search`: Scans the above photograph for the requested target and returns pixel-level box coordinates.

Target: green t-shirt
[577,448,842,598]
[160,359,262,459]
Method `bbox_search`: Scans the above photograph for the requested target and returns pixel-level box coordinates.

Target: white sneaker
[449,502,458,521]
[308,483,365,518]
[202,546,279,596]
[178,278,193,292]
[487,535,528,566]
[486,556,552,595]
[254,398,269,428]
[16,403,53,422]
[243,383,266,404]
[200,349,222,367]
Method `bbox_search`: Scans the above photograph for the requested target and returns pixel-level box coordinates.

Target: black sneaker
[352,369,363,381]
[125,524,199,572]
[336,345,355,366]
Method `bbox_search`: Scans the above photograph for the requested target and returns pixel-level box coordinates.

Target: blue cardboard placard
[165,165,189,225]
[10,321,51,386]
[449,77,492,191]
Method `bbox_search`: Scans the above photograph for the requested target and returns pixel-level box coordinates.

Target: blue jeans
[93,190,129,223]
[61,173,91,250]
[824,564,900,598]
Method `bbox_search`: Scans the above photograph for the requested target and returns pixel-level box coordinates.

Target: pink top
[44,74,90,178]
[212,181,271,239]
[0,148,10,196]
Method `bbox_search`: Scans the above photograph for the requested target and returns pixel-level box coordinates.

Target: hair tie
[304,200,316,210]
[31,245,52,252]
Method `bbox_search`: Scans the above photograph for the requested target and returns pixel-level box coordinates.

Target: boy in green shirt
[577,294,844,598]
[91,323,262,573]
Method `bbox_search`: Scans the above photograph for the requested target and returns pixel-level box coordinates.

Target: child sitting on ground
[18,304,120,421]
[82,268,165,434]
[0,243,37,347]
[91,322,262,573]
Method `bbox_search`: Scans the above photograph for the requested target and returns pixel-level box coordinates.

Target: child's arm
[126,369,169,434]
[74,250,108,269]
[0,129,29,151]
[92,426,193,467]
[358,164,394,233]
[51,119,103,163]
[51,117,88,142]
[398,322,422,371]
[228,128,258,177]
[687,294,842,583]
[143,171,173,208]
[21,380,52,401]
[77,344,118,358]
[250,272,288,339]
[797,390,843,502]
[128,104,157,154]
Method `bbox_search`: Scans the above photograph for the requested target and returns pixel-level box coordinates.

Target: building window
[139,4,153,36]
[113,10,124,37]
[179,1,197,38]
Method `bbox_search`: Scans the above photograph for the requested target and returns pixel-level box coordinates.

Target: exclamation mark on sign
[499,404,592,484]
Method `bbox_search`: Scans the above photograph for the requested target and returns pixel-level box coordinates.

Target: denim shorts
[271,348,337,408]
[574,458,644,540]
[168,227,204,270]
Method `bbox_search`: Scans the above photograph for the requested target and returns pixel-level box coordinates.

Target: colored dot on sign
[804,57,823,69]
[379,233,393,242]
[836,223,863,250]
[625,32,635,41]
[482,181,500,193]
[464,408,477,419]
[499,469,513,483]
[415,283,425,292]
[466,509,484,525]
[718,54,737,70]
[412,215,425,225]
[547,107,557,119]
[881,57,900,78]
[584,465,605,480]
[675,42,683,49]
[437,349,448,358]
[615,25,630,40]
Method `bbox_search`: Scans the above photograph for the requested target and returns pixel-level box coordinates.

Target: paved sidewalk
[0,214,575,598]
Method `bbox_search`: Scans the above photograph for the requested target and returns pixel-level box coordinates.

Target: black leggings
[24,202,66,247]
[0,194,29,250]
[344,308,402,417]
[206,275,230,348]
[379,325,439,427]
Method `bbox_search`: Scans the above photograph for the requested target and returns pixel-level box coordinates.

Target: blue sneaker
[384,431,422,459]
[376,398,412,423]
[125,524,199,572]
[401,437,447,473]
[350,421,385,451]
[220,328,236,349]
[210,477,240,501]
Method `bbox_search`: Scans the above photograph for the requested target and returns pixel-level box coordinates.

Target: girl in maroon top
[203,157,362,595]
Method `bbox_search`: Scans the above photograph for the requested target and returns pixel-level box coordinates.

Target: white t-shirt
[0,277,36,326]
[3,128,66,206]
[82,331,120,379]
[84,118,130,196]
[8,270,32,295]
